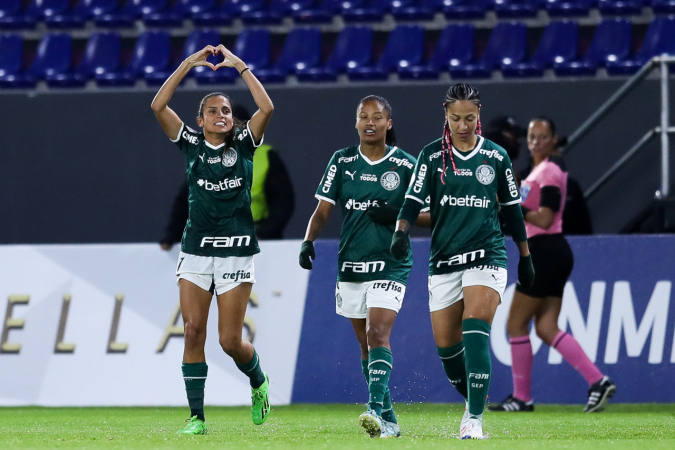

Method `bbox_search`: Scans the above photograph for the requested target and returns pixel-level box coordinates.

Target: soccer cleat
[584,376,616,413]
[176,416,207,435]
[251,372,270,425]
[380,419,401,438]
[460,416,484,440]
[358,410,383,438]
[459,401,469,435]
[488,394,534,412]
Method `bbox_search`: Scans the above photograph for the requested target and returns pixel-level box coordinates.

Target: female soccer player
[489,117,616,414]
[390,83,534,440]
[151,45,274,435]
[299,96,429,439]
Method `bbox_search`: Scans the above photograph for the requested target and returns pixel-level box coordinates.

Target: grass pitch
[1,403,673,449]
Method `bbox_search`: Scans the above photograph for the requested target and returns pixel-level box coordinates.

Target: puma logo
[345,170,355,181]
[491,274,498,282]
[199,153,205,162]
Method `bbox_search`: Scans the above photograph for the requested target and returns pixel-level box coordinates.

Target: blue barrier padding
[292,236,675,404]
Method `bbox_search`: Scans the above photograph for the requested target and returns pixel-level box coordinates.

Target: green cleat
[251,373,270,425]
[176,416,207,435]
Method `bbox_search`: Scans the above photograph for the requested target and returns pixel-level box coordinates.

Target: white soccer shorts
[176,251,256,295]
[428,265,507,312]
[336,280,406,319]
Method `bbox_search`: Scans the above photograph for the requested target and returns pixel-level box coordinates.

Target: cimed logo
[475,165,495,185]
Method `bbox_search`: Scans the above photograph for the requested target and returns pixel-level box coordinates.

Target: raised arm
[299,200,333,270]
[215,45,274,144]
[151,45,218,140]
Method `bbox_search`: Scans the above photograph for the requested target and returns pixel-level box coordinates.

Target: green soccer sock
[437,341,468,400]
[235,350,266,389]
[367,347,393,417]
[463,319,492,417]
[182,362,208,422]
[362,359,396,423]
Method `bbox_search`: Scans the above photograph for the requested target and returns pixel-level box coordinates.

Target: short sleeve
[172,123,200,157]
[497,151,521,206]
[403,150,430,206]
[234,121,264,160]
[539,162,566,190]
[315,153,339,205]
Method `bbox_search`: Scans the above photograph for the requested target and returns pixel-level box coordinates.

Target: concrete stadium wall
[1,78,673,244]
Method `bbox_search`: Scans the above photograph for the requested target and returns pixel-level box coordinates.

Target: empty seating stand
[255,27,322,82]
[297,26,372,81]
[607,16,675,74]
[348,25,424,80]
[97,31,170,86]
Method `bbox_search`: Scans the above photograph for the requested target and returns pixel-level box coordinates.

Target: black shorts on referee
[516,233,574,298]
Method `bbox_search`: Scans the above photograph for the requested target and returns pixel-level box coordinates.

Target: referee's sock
[182,362,208,422]
[362,359,397,424]
[463,319,492,417]
[437,341,468,400]
[367,347,393,417]
[236,350,266,389]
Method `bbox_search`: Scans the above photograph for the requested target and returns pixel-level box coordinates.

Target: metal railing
[563,55,675,200]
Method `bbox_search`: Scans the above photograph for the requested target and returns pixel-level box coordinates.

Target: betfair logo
[200,236,251,248]
[341,261,385,273]
[439,195,491,208]
[345,199,379,210]
[197,178,243,191]
[436,249,485,268]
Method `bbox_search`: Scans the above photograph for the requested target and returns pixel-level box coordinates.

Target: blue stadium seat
[0,34,36,88]
[191,0,234,25]
[230,0,266,15]
[546,0,591,17]
[31,0,87,28]
[503,21,578,77]
[597,0,644,16]
[186,30,239,85]
[392,0,435,21]
[294,0,365,23]
[14,33,72,88]
[343,0,412,22]
[97,31,170,86]
[297,25,372,81]
[256,27,322,82]
[270,0,316,15]
[399,23,474,79]
[349,25,424,80]
[555,18,630,76]
[234,29,271,72]
[494,0,539,18]
[0,0,37,30]
[450,22,526,78]
[441,0,489,19]
[607,16,675,74]
[94,0,156,27]
[47,32,121,87]
[652,0,675,13]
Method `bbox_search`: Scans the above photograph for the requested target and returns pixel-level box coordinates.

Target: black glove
[299,240,315,270]
[518,254,535,289]
[390,230,409,260]
[366,203,399,225]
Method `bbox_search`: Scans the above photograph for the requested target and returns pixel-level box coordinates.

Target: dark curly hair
[440,84,481,184]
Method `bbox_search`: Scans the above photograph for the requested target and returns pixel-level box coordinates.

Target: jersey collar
[204,140,225,150]
[452,135,484,161]
[358,145,397,166]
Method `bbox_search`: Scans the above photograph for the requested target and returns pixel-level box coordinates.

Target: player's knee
[366,327,389,349]
[535,323,557,346]
[218,334,242,356]
[183,322,207,347]
[506,319,528,338]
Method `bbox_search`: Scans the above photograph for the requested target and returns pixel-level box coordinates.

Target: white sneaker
[380,419,401,438]
[459,401,469,435]
[358,410,383,438]
[460,416,484,440]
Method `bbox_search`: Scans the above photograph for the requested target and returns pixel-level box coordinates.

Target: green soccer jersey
[404,136,521,275]
[316,145,417,284]
[172,122,261,258]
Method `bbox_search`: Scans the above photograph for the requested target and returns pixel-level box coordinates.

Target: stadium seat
[95,0,167,27]
[297,25,372,81]
[186,30,240,85]
[494,0,539,18]
[233,29,271,72]
[0,34,36,88]
[0,0,38,29]
[47,32,121,87]
[191,0,234,25]
[652,0,675,13]
[502,21,579,77]
[441,0,489,19]
[546,0,591,17]
[230,0,266,15]
[597,0,644,16]
[342,0,413,22]
[256,27,322,82]
[399,23,474,79]
[392,0,435,21]
[29,0,87,28]
[606,16,675,75]
[349,25,424,80]
[450,22,526,79]
[555,18,631,76]
[97,31,170,86]
[5,33,72,88]
[293,0,365,23]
